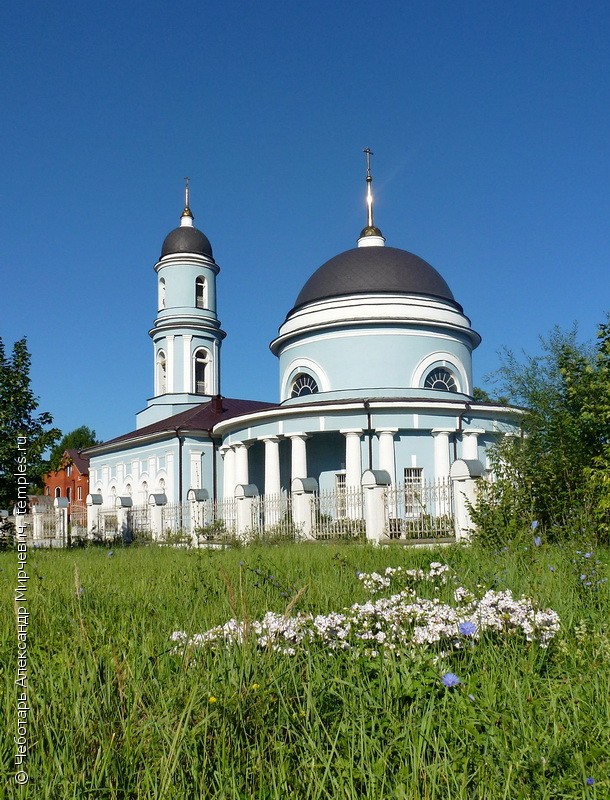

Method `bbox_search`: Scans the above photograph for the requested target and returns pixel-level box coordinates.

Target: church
[86,157,520,531]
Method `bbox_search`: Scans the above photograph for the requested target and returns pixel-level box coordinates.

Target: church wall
[89,435,215,507]
[278,327,473,398]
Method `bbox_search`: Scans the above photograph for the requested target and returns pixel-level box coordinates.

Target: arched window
[140,480,148,505]
[157,350,167,394]
[125,484,132,497]
[195,277,206,309]
[54,487,61,498]
[424,368,458,393]
[291,373,319,398]
[159,278,166,310]
[194,349,209,394]
[66,487,71,502]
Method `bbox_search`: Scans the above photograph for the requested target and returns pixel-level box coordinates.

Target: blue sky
[2,1,609,442]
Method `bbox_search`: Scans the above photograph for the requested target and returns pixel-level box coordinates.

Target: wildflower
[531,520,539,530]
[459,621,476,637]
[251,683,259,690]
[467,694,476,702]
[208,696,217,703]
[533,536,542,547]
[107,551,114,557]
[441,672,460,688]
[76,587,85,597]
[586,777,595,786]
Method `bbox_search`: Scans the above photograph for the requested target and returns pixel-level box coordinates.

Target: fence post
[291,478,318,540]
[115,497,133,543]
[86,494,103,539]
[148,493,167,541]
[31,505,45,542]
[187,488,209,545]
[361,470,391,544]
[53,497,69,547]
[235,484,258,542]
[449,459,485,542]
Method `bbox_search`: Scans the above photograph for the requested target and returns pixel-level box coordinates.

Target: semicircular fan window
[424,368,457,393]
[290,373,319,398]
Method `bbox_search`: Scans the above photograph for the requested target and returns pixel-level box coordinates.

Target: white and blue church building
[86,163,520,521]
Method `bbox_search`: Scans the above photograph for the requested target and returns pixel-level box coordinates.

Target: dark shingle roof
[292,246,459,312]
[87,397,277,453]
[161,226,214,259]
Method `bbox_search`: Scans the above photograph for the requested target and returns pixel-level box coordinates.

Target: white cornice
[212,399,523,438]
[270,293,480,354]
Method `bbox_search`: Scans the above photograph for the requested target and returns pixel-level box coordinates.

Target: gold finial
[181,176,193,218]
[361,148,382,237]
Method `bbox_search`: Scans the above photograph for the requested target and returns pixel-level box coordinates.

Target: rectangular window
[335,473,346,518]
[66,465,72,477]
[404,467,423,516]
[77,486,82,501]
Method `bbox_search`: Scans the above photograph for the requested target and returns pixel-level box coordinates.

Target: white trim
[213,399,522,438]
[182,335,192,392]
[166,335,175,393]
[272,294,480,354]
[411,352,469,395]
[281,357,330,401]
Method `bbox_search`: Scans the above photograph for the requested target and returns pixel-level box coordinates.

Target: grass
[1,537,609,799]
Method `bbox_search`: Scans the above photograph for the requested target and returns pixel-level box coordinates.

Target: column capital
[462,428,486,436]
[287,432,310,441]
[432,427,454,435]
[218,444,234,456]
[376,428,398,436]
[340,428,364,436]
[259,435,282,443]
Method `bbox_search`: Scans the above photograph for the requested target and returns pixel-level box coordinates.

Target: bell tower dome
[136,180,226,428]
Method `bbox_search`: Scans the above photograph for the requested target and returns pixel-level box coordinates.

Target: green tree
[473,321,610,543]
[0,338,61,509]
[49,425,100,471]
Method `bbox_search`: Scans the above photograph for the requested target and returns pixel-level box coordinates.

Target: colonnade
[219,427,485,499]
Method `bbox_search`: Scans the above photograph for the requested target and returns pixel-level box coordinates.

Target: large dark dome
[161,226,214,259]
[293,246,458,310]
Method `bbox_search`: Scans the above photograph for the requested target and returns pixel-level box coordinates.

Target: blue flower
[533,536,542,547]
[107,551,114,558]
[459,621,477,637]
[441,672,460,688]
[531,520,539,531]
[584,552,593,559]
[586,777,595,786]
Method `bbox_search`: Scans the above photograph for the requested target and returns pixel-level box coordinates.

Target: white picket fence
[13,477,457,547]
[384,478,454,540]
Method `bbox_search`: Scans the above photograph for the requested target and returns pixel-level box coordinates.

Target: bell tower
[136,181,226,428]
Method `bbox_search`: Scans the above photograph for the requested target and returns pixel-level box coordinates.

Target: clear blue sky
[2,1,609,442]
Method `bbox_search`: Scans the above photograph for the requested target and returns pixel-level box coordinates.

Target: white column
[262,437,281,496]
[183,335,192,393]
[341,429,363,489]
[166,335,175,393]
[462,428,485,461]
[234,442,250,486]
[212,338,219,395]
[221,446,236,500]
[377,429,397,485]
[289,434,309,481]
[342,429,363,519]
[432,428,453,479]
